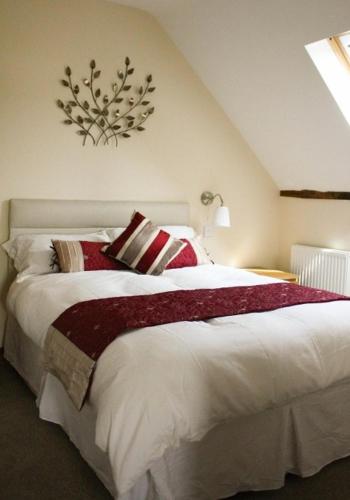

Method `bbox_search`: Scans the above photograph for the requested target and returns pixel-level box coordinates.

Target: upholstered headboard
[9,199,190,238]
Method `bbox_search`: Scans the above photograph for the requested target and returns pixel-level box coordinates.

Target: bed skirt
[5,315,350,500]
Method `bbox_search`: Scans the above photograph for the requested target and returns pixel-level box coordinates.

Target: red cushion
[166,239,197,269]
[166,238,212,269]
[81,242,128,271]
[52,240,128,272]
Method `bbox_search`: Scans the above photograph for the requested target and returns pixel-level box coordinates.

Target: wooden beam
[280,190,350,200]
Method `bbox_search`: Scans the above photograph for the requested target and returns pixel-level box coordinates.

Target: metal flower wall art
[56,57,155,147]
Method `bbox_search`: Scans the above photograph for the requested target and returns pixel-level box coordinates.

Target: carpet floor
[1,356,350,500]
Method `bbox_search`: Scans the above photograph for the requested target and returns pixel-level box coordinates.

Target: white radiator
[291,244,350,294]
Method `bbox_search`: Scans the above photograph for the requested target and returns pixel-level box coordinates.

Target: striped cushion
[52,240,128,272]
[104,212,186,275]
[166,237,212,269]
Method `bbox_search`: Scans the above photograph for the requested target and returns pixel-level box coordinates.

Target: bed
[4,198,350,500]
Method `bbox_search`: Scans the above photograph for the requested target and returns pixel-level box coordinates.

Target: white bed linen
[7,265,350,496]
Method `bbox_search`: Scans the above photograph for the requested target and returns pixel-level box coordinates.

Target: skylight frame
[328,32,350,72]
[305,30,350,127]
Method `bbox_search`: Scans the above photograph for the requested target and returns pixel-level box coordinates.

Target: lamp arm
[213,193,224,206]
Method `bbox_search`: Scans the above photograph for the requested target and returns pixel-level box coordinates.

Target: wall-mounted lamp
[201,191,231,227]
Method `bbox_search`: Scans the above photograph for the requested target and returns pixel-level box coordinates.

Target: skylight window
[305,31,350,126]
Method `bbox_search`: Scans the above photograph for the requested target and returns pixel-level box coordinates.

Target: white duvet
[7,265,350,495]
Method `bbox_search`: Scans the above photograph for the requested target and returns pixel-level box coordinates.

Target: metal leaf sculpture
[56,58,156,147]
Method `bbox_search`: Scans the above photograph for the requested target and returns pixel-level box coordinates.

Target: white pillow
[161,226,196,239]
[2,230,110,278]
[107,225,195,242]
[106,227,127,242]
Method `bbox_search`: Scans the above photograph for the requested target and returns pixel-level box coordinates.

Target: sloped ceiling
[113,0,350,190]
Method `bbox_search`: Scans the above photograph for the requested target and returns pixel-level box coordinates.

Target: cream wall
[279,198,350,270]
[0,0,279,343]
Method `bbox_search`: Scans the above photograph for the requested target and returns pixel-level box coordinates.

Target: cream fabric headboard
[9,199,190,238]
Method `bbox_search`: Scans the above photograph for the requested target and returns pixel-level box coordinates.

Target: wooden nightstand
[243,268,299,283]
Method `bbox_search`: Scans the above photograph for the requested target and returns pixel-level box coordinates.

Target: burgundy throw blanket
[43,283,348,409]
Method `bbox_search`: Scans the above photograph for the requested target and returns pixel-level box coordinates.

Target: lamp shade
[213,206,231,227]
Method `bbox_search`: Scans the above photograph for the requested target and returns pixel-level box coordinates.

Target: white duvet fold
[7,265,350,495]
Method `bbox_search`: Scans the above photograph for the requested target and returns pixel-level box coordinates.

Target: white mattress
[6,265,350,498]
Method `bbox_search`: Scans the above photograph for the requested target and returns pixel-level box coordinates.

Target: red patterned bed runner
[43,283,348,409]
